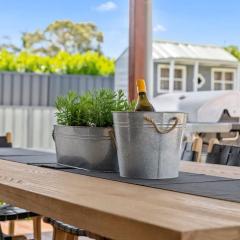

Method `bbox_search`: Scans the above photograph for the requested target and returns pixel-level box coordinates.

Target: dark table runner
[0,155,57,164]
[0,148,240,203]
[0,148,53,157]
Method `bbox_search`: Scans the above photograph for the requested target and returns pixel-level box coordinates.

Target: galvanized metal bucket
[113,112,187,179]
[53,125,118,172]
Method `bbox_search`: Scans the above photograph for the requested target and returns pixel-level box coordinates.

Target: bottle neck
[138,91,147,98]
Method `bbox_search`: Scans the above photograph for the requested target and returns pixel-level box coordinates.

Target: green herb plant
[55,89,135,127]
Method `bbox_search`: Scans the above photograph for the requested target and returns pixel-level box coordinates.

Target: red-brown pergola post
[128,0,148,101]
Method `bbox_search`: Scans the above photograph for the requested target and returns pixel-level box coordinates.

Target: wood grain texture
[8,220,15,235]
[181,161,240,179]
[0,160,239,240]
[33,216,42,240]
[128,0,147,101]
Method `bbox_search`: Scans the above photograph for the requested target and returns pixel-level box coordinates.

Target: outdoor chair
[181,142,196,161]
[0,205,41,240]
[0,133,41,240]
[206,144,240,166]
[0,133,12,148]
[181,136,203,162]
[227,146,240,166]
[43,217,110,240]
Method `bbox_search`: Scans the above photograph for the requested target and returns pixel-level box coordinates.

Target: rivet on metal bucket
[113,112,187,179]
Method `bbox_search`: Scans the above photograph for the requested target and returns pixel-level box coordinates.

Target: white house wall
[185,65,211,92]
[153,62,238,96]
[115,46,240,96]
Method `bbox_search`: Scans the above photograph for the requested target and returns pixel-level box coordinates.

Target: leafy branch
[0,50,115,76]
[55,89,135,127]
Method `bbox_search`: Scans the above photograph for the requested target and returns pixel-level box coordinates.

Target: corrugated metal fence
[0,106,56,149]
[0,72,114,106]
[0,72,114,149]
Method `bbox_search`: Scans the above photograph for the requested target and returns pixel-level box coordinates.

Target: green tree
[225,45,240,61]
[0,20,104,56]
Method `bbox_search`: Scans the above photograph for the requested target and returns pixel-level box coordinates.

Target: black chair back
[206,144,240,166]
[228,146,240,166]
[0,136,12,148]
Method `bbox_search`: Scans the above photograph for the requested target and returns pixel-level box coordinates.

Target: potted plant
[54,89,134,172]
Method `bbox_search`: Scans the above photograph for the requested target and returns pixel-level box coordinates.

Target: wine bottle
[135,79,155,112]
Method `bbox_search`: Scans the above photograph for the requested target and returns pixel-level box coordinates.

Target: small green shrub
[225,45,240,61]
[55,89,135,127]
[0,50,115,76]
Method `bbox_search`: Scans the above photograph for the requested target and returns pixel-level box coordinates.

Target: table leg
[33,216,42,240]
[9,220,15,235]
[52,228,65,240]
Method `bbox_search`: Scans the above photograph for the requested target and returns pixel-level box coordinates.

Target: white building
[115,41,240,97]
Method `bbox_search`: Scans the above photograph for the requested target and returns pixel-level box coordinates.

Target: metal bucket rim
[112,111,187,114]
[114,123,185,126]
[54,124,113,130]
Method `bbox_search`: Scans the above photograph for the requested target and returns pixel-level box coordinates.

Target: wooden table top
[0,160,239,240]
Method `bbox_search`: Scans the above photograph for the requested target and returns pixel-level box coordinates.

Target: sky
[0,0,240,58]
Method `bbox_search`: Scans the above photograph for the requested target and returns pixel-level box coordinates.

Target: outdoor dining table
[0,150,239,240]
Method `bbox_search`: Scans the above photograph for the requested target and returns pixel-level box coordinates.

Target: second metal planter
[53,125,118,172]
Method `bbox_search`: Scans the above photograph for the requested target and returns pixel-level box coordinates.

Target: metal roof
[152,41,238,63]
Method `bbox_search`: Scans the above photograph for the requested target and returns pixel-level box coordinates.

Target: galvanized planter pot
[53,125,118,172]
[113,112,187,179]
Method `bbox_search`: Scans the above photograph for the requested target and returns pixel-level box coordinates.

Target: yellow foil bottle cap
[137,79,146,93]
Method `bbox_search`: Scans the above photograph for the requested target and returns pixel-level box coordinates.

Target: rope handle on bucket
[109,116,179,149]
[144,116,179,134]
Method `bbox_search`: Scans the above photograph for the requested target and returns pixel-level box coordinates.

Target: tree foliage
[0,50,114,76]
[225,45,240,61]
[0,20,104,56]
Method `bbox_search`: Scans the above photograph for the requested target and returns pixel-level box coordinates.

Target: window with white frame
[212,69,235,90]
[158,65,186,92]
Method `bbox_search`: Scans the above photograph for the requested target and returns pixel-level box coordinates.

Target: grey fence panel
[13,108,29,147]
[3,73,12,105]
[0,73,3,104]
[102,76,109,89]
[103,76,114,89]
[39,74,49,106]
[86,76,95,91]
[0,106,56,149]
[60,75,69,95]
[47,74,113,106]
[95,76,103,88]
[48,74,59,106]
[69,75,79,93]
[12,73,22,105]
[32,74,41,106]
[79,76,87,95]
[0,72,114,107]
[22,73,32,105]
[111,76,115,89]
